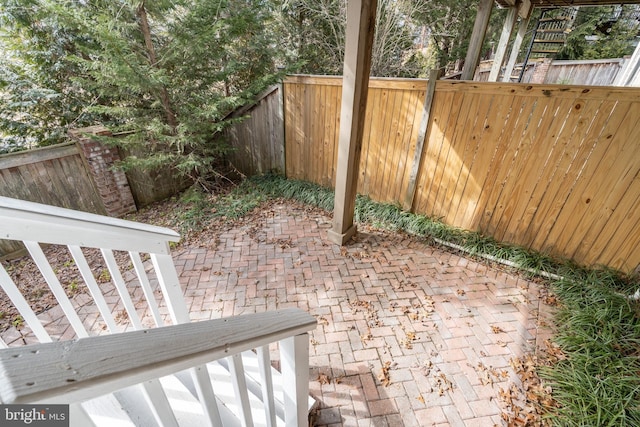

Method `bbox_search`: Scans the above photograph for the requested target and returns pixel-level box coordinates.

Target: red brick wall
[69,126,137,217]
[530,58,552,84]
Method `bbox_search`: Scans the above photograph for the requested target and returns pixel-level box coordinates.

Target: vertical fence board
[226,86,285,177]
[476,94,531,235]
[431,90,467,219]
[395,88,424,206]
[572,119,640,266]
[414,90,455,216]
[446,91,484,226]
[541,99,617,252]
[458,91,513,229]
[527,96,605,250]
[557,102,632,259]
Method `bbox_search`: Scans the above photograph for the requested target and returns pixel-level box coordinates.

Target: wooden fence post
[403,69,440,211]
[277,83,286,174]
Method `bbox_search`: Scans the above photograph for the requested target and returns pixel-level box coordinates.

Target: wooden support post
[403,69,441,211]
[328,0,377,245]
[502,14,531,82]
[488,6,519,82]
[461,0,494,81]
[614,40,640,86]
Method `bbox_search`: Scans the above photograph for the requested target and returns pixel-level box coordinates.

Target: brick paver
[173,201,554,426]
[1,200,555,426]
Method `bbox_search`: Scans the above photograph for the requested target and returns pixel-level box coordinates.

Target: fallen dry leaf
[378,361,392,387]
[360,330,373,345]
[317,373,331,385]
[491,325,506,334]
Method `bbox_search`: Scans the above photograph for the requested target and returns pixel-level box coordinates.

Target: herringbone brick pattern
[173,201,554,426]
[1,200,555,426]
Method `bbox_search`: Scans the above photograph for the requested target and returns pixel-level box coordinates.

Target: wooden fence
[475,57,625,85]
[541,58,624,85]
[283,75,640,273]
[226,86,285,176]
[0,143,106,255]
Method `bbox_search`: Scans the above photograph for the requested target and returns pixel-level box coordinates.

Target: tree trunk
[137,1,178,130]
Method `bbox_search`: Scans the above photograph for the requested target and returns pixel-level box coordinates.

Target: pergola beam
[488,6,519,81]
[502,12,532,81]
[461,0,494,80]
[328,0,377,245]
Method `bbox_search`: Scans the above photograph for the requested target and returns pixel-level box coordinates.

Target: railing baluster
[228,354,254,427]
[101,249,143,330]
[257,345,277,427]
[150,253,191,325]
[70,403,97,427]
[68,245,119,333]
[24,241,88,338]
[281,333,310,427]
[0,264,52,343]
[140,381,179,427]
[189,366,223,427]
[129,252,164,327]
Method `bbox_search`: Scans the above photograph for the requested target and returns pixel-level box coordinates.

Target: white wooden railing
[0,196,316,426]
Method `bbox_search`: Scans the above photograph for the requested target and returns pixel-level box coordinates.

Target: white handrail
[0,309,316,406]
[0,196,179,253]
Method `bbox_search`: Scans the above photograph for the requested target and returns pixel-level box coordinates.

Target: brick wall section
[530,58,553,84]
[69,126,137,217]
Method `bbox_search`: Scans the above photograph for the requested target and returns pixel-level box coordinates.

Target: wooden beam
[461,0,494,80]
[488,6,519,82]
[328,0,377,245]
[502,14,532,82]
[518,0,532,19]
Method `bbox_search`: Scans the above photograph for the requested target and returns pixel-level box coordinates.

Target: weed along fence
[281,75,640,274]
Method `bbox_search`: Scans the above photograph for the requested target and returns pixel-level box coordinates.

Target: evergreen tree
[0,0,100,151]
[1,0,285,189]
[556,5,640,60]
[272,0,423,77]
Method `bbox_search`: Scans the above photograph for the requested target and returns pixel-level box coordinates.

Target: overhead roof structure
[497,0,640,7]
[462,0,640,82]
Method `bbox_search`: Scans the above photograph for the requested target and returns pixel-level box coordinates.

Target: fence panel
[284,75,427,203]
[543,59,623,85]
[413,81,640,272]
[0,143,106,256]
[283,76,640,273]
[226,86,285,176]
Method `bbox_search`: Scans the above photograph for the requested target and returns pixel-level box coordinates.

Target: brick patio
[1,200,555,426]
[172,201,554,426]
